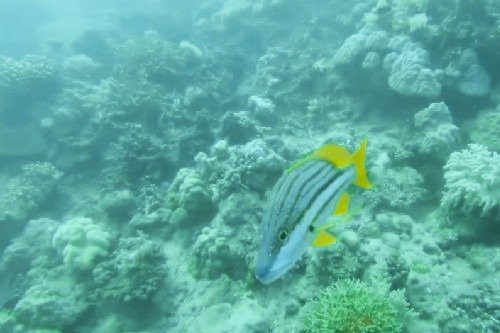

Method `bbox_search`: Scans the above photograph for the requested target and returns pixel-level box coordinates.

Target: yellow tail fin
[352,138,372,189]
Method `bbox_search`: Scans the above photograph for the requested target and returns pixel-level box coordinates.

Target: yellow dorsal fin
[312,144,352,169]
[351,138,372,189]
[311,230,337,247]
[333,192,350,216]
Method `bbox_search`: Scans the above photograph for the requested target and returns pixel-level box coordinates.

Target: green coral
[301,279,409,333]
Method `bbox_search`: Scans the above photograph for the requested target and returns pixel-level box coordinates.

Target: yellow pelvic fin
[352,138,372,189]
[311,230,337,247]
[312,144,352,169]
[333,192,350,216]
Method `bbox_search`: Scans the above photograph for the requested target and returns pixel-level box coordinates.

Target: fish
[255,139,371,284]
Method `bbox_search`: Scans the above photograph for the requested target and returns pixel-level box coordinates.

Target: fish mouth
[255,261,293,285]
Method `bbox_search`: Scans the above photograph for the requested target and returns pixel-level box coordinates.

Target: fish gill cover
[0,0,499,332]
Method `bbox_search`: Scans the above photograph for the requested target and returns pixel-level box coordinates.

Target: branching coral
[301,279,409,333]
[441,144,500,219]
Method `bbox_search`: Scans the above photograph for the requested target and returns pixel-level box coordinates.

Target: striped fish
[255,139,371,284]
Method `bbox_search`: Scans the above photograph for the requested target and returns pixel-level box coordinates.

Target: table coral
[441,144,500,220]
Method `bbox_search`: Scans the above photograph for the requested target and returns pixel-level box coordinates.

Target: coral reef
[0,55,56,99]
[0,0,498,331]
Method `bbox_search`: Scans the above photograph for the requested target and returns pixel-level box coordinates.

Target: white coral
[442,144,500,218]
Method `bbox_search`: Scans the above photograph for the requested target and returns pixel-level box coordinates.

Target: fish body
[255,139,371,284]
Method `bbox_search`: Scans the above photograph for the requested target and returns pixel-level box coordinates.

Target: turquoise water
[0,1,499,332]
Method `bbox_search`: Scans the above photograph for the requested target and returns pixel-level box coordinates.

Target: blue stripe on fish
[275,162,325,227]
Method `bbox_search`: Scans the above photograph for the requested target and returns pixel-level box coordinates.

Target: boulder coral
[14,271,87,330]
[92,234,167,302]
[413,102,460,160]
[441,144,500,220]
[165,168,214,228]
[190,225,244,280]
[383,39,442,98]
[52,217,111,271]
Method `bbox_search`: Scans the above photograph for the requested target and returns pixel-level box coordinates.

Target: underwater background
[0,0,499,332]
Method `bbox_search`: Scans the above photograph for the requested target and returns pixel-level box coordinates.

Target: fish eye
[278,230,288,241]
[308,225,315,232]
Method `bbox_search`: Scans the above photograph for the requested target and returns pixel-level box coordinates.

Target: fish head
[255,210,311,284]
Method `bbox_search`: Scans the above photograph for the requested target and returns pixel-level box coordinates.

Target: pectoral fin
[333,192,350,216]
[311,230,337,247]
